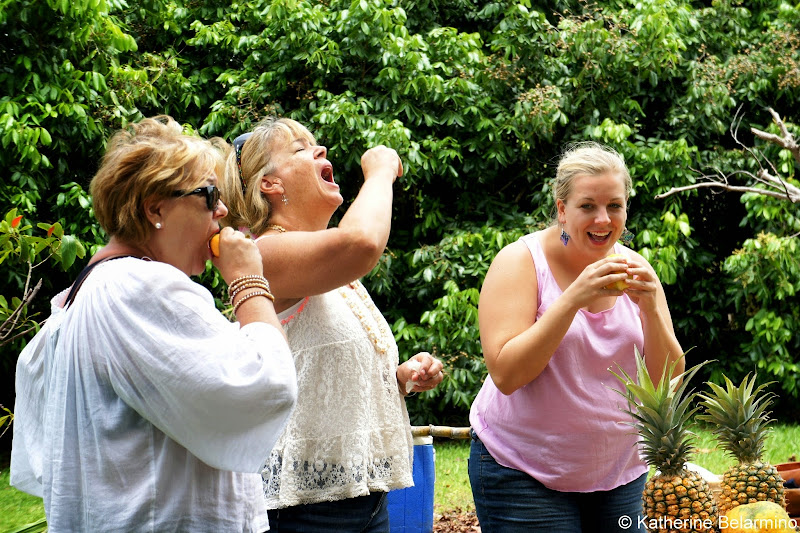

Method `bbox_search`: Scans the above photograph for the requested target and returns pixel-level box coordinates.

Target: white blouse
[11,258,297,532]
[263,281,414,508]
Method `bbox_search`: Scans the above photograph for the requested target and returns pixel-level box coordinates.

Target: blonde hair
[90,115,229,246]
[220,117,315,236]
[552,141,632,216]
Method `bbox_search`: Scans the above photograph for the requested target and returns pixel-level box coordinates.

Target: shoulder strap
[64,255,135,308]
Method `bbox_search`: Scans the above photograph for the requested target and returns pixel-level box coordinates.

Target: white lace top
[263,281,415,508]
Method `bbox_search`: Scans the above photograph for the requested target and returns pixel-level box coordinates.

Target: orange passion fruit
[604,253,631,290]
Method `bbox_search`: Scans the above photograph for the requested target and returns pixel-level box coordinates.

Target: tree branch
[0,264,43,347]
[750,107,800,166]
[655,174,799,201]
[656,107,799,202]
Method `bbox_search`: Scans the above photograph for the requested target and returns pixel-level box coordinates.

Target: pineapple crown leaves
[696,373,776,463]
[609,347,711,476]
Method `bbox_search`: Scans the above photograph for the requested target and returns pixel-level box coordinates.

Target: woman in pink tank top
[468,142,684,532]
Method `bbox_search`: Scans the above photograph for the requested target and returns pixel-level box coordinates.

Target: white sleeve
[86,261,297,472]
[10,307,61,496]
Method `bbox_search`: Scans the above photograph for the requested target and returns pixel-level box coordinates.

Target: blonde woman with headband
[219,117,444,532]
[468,142,683,532]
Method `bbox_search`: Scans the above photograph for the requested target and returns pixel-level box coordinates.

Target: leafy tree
[0,209,83,436]
[2,0,800,432]
[1,0,138,419]
[659,106,800,408]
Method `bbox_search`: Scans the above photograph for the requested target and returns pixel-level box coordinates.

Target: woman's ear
[143,195,164,227]
[556,199,567,225]
[260,175,285,196]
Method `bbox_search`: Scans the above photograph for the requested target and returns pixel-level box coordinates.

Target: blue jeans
[469,431,646,532]
[266,491,389,533]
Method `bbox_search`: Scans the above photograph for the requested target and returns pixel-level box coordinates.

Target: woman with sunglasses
[218,117,444,532]
[11,116,297,532]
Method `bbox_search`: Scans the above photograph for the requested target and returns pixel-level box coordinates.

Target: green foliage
[1,209,80,270]
[0,463,47,532]
[0,404,11,440]
[0,208,83,440]
[383,214,541,423]
[722,233,800,400]
[1,209,85,344]
[2,0,800,429]
[0,0,140,392]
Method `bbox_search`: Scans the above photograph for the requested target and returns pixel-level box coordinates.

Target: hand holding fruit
[210,227,263,283]
[603,252,661,313]
[361,145,403,183]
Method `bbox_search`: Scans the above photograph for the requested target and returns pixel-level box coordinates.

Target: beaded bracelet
[232,286,275,305]
[229,281,271,302]
[233,290,274,314]
[228,275,271,297]
[228,274,269,292]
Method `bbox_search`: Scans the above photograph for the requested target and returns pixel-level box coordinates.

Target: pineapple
[697,374,786,514]
[611,349,719,533]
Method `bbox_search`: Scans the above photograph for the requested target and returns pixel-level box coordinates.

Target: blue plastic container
[387,436,435,533]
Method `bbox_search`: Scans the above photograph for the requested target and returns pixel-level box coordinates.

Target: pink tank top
[469,231,647,492]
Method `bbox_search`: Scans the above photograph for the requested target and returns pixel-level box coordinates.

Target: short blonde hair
[90,116,229,246]
[552,141,632,211]
[220,117,315,236]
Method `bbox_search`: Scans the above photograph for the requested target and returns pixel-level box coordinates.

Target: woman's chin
[326,193,344,210]
[190,256,209,277]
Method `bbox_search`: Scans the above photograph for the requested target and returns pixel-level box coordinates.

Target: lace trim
[263,453,398,496]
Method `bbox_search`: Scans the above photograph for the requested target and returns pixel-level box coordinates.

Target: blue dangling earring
[620,228,635,246]
[560,227,570,246]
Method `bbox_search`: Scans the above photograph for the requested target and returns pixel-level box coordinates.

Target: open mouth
[321,164,335,184]
[588,231,612,243]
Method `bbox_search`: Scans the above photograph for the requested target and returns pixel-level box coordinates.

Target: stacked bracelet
[228,275,275,314]
[231,281,268,297]
[228,275,273,304]
[229,274,270,296]
[233,290,273,314]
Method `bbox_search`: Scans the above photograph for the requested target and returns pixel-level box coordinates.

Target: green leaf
[58,234,79,269]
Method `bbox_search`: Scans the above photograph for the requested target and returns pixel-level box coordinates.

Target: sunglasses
[172,185,220,211]
[232,132,253,194]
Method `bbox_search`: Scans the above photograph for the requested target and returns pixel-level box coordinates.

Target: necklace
[280,296,309,326]
[265,224,286,233]
[339,280,393,356]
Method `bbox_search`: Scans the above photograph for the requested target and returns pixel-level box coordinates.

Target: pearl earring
[155,222,162,229]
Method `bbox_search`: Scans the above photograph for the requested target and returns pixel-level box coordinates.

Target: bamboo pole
[411,425,472,440]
